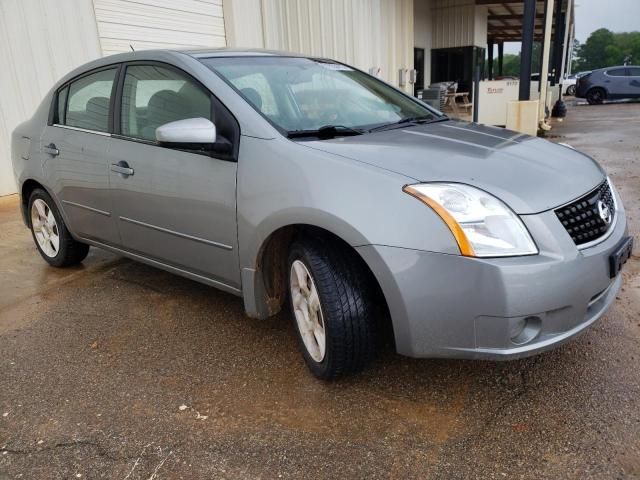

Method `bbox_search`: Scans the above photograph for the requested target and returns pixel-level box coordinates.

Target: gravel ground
[1,101,639,479]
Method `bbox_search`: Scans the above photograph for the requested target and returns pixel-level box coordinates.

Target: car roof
[51,48,317,93]
[597,65,640,71]
[182,48,308,58]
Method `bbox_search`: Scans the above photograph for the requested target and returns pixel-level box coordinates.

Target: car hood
[299,121,605,214]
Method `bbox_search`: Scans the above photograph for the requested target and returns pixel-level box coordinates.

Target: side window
[628,67,640,77]
[64,68,117,132]
[606,68,628,77]
[121,65,212,141]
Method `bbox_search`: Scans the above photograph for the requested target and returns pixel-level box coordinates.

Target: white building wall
[474,5,488,48]
[93,0,227,56]
[0,0,102,196]
[431,0,487,49]
[0,0,228,196]
[224,0,415,92]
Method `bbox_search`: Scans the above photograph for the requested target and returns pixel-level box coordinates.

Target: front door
[42,67,120,246]
[604,68,629,98]
[108,63,241,290]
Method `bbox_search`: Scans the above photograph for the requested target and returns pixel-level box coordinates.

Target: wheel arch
[20,178,48,227]
[587,85,609,98]
[242,222,394,343]
[19,179,73,234]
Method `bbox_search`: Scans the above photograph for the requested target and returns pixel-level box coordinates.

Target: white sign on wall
[477,80,520,126]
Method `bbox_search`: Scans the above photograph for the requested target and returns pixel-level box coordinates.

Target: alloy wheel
[290,259,326,362]
[31,198,60,258]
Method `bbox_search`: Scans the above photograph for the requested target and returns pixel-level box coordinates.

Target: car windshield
[201,56,441,135]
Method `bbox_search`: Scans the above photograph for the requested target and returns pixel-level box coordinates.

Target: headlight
[403,183,538,257]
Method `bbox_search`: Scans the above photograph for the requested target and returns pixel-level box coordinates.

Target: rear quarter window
[55,86,69,124]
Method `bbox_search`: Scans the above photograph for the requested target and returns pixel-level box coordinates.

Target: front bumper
[357,198,629,359]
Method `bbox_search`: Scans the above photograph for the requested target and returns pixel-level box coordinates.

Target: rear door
[107,62,241,291]
[41,66,121,245]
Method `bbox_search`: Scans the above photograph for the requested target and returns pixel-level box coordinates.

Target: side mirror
[155,117,217,144]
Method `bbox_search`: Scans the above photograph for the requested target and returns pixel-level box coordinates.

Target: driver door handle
[43,143,59,156]
[111,161,134,177]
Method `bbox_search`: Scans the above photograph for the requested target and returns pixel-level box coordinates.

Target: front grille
[555,180,616,246]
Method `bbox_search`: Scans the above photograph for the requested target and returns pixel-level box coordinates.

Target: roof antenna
[129,44,135,52]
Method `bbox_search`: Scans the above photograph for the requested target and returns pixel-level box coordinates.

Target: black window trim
[112,60,241,162]
[48,63,122,135]
[46,60,240,161]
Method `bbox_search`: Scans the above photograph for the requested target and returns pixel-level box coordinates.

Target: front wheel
[28,189,90,267]
[566,85,576,96]
[288,238,377,379]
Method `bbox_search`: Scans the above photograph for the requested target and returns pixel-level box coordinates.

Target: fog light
[510,316,542,345]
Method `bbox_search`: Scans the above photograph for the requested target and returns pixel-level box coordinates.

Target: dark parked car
[576,66,640,104]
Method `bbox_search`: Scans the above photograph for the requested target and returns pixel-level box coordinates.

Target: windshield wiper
[286,125,364,140]
[368,115,449,133]
[398,114,440,124]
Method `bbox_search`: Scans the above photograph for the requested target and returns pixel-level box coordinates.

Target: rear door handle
[111,161,134,177]
[43,143,59,156]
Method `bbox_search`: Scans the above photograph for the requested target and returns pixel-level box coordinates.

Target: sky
[504,0,640,54]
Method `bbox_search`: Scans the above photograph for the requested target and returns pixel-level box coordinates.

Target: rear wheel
[566,85,576,96]
[586,88,605,105]
[287,238,377,379]
[28,189,89,267]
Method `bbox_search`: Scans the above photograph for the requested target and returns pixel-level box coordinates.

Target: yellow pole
[539,0,555,129]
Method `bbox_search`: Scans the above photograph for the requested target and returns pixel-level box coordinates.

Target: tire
[566,85,576,96]
[28,189,90,267]
[287,237,377,379]
[586,88,605,105]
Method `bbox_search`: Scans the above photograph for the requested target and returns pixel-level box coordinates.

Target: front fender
[236,135,461,318]
[237,136,460,272]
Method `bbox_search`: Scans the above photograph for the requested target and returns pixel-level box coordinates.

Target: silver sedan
[11,49,633,379]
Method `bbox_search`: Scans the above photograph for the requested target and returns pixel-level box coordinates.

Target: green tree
[502,53,520,76]
[497,43,542,77]
[573,28,640,70]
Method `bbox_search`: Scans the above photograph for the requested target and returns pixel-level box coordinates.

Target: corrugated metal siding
[93,0,226,56]
[225,0,414,91]
[432,0,486,49]
[0,0,102,196]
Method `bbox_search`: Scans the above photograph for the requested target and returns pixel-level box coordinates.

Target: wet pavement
[1,102,640,479]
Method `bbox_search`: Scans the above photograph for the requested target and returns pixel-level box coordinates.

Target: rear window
[56,68,117,133]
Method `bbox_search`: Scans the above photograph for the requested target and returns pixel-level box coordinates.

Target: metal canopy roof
[477,0,570,42]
